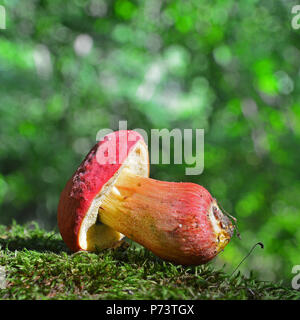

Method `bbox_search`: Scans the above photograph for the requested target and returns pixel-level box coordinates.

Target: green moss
[0,222,298,300]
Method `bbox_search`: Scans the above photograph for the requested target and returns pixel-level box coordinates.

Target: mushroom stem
[98,169,234,265]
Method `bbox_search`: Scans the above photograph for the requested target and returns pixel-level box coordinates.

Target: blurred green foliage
[0,0,300,283]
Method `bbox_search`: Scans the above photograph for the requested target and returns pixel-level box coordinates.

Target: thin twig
[229,242,264,278]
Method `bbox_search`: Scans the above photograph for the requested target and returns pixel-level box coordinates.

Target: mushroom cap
[57,130,149,252]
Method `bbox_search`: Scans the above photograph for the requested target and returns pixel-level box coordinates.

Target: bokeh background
[0,0,300,284]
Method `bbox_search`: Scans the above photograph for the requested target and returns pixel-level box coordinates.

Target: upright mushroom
[58,130,234,265]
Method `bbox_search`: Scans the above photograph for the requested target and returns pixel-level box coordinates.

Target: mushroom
[58,130,234,265]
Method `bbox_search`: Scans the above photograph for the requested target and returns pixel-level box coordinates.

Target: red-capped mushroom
[58,130,234,265]
[57,130,149,252]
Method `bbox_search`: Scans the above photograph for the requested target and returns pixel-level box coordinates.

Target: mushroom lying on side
[58,130,234,265]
